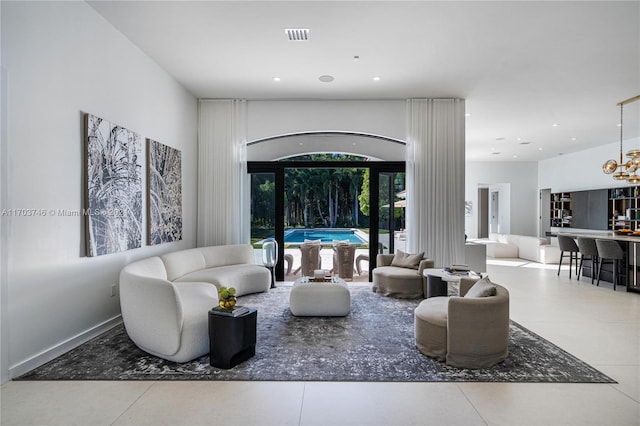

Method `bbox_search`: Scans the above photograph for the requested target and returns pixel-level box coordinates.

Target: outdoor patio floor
[283,248,371,283]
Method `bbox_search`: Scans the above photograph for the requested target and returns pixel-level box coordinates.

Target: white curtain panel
[197,99,249,247]
[406,98,465,267]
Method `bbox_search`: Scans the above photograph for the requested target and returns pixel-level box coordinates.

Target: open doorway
[477,187,489,238]
[490,191,500,234]
[539,188,551,238]
[247,132,407,281]
[248,156,404,281]
[475,183,511,237]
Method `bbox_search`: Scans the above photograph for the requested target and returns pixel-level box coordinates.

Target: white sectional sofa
[486,233,561,264]
[119,244,270,362]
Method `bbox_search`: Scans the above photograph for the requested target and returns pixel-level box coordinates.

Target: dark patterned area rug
[17,285,615,383]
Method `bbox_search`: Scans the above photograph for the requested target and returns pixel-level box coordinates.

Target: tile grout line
[455,383,489,426]
[298,382,307,426]
[606,381,640,404]
[109,381,155,426]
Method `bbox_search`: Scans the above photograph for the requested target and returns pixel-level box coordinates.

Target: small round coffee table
[422,268,463,298]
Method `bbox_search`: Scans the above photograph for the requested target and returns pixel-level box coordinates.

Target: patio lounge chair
[332,243,357,280]
[294,242,322,277]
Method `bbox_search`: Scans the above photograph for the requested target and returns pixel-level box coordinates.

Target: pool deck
[281,247,371,282]
[254,247,369,282]
[253,229,392,282]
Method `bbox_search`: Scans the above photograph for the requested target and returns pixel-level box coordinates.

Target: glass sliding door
[377,172,406,255]
[283,166,368,280]
[378,172,393,255]
[249,159,404,281]
[250,173,276,245]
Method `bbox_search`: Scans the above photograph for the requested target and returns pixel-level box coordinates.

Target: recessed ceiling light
[513,155,518,158]
[273,77,281,82]
[319,75,334,83]
[552,123,560,127]
[285,28,309,41]
[571,137,577,141]
[465,113,472,117]
[372,76,381,81]
[538,147,543,151]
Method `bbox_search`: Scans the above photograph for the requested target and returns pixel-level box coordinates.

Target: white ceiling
[88,0,640,162]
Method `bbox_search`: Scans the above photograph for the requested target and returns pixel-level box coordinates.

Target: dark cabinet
[551,187,640,231]
[571,189,608,230]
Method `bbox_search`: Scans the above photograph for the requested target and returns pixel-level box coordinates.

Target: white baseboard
[9,315,122,380]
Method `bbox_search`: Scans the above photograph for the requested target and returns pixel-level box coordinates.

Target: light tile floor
[2,259,639,426]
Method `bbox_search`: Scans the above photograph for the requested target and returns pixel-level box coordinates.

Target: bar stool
[595,239,624,290]
[557,235,579,278]
[576,237,599,284]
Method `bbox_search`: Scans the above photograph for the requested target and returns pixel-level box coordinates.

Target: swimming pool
[284,228,369,245]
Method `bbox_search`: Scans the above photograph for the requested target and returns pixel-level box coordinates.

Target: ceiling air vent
[285,28,309,41]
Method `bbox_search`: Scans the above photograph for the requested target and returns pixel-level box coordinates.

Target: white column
[198,99,248,246]
[406,98,466,267]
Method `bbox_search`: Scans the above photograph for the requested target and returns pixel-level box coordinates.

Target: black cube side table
[426,274,448,298]
[208,308,257,369]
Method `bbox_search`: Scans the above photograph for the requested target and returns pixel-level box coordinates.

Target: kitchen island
[557,230,640,294]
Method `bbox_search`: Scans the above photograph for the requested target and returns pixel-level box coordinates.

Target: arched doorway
[247,132,406,281]
[247,131,405,161]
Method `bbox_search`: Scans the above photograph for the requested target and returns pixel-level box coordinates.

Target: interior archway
[247,131,406,161]
[248,132,407,282]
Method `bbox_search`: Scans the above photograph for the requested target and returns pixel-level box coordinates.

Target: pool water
[284,228,368,245]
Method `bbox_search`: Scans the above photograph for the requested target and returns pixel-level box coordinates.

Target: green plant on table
[218,286,237,310]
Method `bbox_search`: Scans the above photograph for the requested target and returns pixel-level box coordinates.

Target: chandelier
[602,95,640,183]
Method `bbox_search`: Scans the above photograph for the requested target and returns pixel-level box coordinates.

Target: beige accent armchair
[372,253,435,298]
[414,276,510,368]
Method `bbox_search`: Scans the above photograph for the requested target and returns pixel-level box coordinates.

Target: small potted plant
[218,286,237,311]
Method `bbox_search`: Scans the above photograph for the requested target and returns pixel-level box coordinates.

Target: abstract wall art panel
[84,114,143,256]
[147,139,182,245]
[465,201,473,217]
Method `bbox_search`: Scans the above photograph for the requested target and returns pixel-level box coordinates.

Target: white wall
[248,99,407,141]
[1,1,197,380]
[539,138,640,192]
[465,161,539,238]
[247,103,542,242]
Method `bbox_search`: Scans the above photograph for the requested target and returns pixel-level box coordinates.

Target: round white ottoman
[289,278,351,317]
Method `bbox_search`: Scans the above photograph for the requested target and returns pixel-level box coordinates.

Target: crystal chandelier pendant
[626,149,640,159]
[602,159,618,174]
[602,95,640,183]
[628,174,640,184]
[613,171,630,180]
